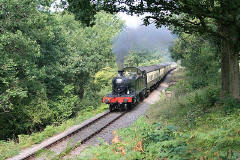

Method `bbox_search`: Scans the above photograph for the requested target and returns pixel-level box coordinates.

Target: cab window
[123,68,139,77]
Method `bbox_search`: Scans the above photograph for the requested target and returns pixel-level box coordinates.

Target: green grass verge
[0,104,108,160]
[74,69,240,160]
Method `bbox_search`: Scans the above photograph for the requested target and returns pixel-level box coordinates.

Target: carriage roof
[138,63,169,73]
[122,63,172,74]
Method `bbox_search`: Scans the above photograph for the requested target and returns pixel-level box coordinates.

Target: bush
[189,86,220,109]
[143,123,189,160]
[222,96,240,113]
[171,79,192,97]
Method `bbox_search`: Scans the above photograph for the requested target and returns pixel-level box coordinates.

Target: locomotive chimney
[118,70,123,76]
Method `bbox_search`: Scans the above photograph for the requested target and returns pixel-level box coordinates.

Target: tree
[66,0,240,99]
[124,50,161,67]
[0,0,123,139]
[0,0,78,139]
[66,11,123,101]
[170,34,220,89]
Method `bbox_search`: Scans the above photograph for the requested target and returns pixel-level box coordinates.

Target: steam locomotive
[103,62,177,111]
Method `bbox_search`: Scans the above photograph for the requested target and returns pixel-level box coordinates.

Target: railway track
[9,111,126,160]
[9,70,177,160]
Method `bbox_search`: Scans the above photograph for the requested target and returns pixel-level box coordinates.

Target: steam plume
[112,24,174,70]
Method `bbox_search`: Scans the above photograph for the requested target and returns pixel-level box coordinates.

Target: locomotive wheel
[120,104,128,111]
[124,104,128,111]
[121,104,130,112]
[109,104,115,112]
[144,92,148,98]
[139,92,144,102]
[128,104,132,110]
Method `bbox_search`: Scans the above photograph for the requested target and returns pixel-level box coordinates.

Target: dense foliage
[0,0,123,140]
[66,0,240,99]
[170,34,220,89]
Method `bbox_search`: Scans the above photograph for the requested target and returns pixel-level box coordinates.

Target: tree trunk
[229,50,240,99]
[221,39,240,99]
[221,39,230,98]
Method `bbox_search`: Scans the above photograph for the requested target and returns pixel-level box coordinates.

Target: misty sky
[118,13,173,37]
[116,12,174,51]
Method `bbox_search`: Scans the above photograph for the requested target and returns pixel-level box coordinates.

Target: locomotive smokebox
[118,70,124,76]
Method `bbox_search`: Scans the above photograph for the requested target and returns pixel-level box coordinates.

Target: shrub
[222,96,240,113]
[143,123,190,160]
[171,79,192,97]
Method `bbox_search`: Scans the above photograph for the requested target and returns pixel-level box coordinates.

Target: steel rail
[9,68,176,160]
[8,110,124,160]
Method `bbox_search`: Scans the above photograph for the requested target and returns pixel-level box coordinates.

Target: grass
[0,103,108,160]
[74,68,240,160]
